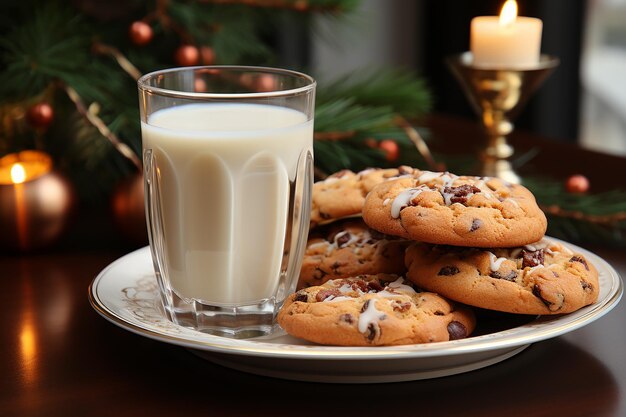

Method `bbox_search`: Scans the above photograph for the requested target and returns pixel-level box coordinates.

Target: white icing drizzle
[524,240,548,252]
[324,177,339,184]
[510,248,523,259]
[483,191,493,200]
[387,277,417,294]
[338,283,355,294]
[324,295,353,303]
[417,171,441,183]
[524,265,545,276]
[440,173,458,188]
[333,230,360,248]
[383,198,390,206]
[358,299,386,333]
[442,189,476,206]
[391,187,425,218]
[487,252,508,271]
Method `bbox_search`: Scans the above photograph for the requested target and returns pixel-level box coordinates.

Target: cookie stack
[278,167,599,347]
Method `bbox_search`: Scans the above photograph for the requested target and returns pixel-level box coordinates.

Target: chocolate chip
[366,323,380,341]
[532,284,552,308]
[438,266,460,276]
[331,261,342,273]
[581,280,594,292]
[470,218,482,232]
[294,291,308,302]
[361,300,370,313]
[366,280,384,292]
[336,232,351,247]
[522,249,545,268]
[489,270,518,281]
[320,212,331,220]
[392,301,412,312]
[312,268,328,280]
[339,313,354,324]
[570,256,590,271]
[443,184,481,205]
[434,310,445,316]
[315,288,341,302]
[351,279,369,293]
[447,321,467,340]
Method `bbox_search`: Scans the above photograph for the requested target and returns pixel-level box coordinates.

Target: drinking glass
[138,66,315,338]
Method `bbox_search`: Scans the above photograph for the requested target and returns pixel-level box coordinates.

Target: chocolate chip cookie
[298,219,409,289]
[362,171,547,247]
[405,239,599,315]
[278,274,476,346]
[310,166,419,226]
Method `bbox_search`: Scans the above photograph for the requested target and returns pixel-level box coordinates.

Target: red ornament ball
[565,174,590,194]
[129,21,153,46]
[199,46,215,65]
[175,45,200,66]
[26,102,54,129]
[379,139,400,162]
[111,172,148,245]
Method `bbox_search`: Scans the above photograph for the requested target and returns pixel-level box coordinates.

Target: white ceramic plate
[89,239,622,383]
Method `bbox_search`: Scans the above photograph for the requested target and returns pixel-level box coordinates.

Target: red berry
[565,175,589,194]
[27,102,54,129]
[379,139,399,162]
[175,45,200,66]
[129,21,153,46]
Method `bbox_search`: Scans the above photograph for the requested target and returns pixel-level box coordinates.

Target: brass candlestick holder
[447,52,559,183]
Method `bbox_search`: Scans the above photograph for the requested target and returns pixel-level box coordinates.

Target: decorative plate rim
[89,237,623,360]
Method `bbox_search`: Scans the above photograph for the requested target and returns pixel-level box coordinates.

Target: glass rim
[137,65,316,99]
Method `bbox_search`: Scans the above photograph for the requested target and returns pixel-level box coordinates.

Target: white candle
[470,0,542,68]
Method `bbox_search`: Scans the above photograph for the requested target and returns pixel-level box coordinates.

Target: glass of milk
[138,66,315,338]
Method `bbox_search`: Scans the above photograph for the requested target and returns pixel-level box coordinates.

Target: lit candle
[0,150,74,251]
[11,163,28,250]
[470,0,543,68]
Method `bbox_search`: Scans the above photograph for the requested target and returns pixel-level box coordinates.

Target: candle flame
[499,0,518,27]
[11,163,26,184]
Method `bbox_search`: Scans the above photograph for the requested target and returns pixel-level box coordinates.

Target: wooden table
[1,115,625,417]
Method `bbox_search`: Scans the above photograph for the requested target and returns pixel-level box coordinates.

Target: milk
[141,103,313,304]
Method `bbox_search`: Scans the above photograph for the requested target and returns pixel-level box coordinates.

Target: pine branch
[314,98,395,132]
[0,5,91,99]
[518,176,626,247]
[317,69,432,117]
[63,84,141,171]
